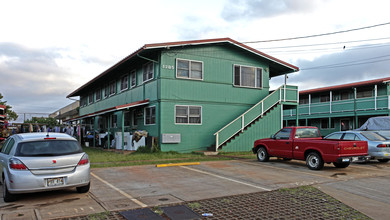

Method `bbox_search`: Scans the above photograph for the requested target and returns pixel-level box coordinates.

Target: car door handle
[286,142,290,144]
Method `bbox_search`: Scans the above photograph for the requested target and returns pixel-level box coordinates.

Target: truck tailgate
[337,141,367,155]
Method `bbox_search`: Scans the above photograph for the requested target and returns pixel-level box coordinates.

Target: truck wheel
[306,152,324,170]
[333,162,350,168]
[378,159,389,163]
[257,147,269,162]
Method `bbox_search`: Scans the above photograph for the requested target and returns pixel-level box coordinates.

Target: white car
[324,131,390,163]
[0,133,90,202]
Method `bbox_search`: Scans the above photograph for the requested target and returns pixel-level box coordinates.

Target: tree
[0,93,18,121]
[25,117,58,127]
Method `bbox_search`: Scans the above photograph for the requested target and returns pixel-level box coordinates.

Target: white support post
[241,115,245,132]
[330,91,332,113]
[309,94,311,115]
[374,85,377,110]
[261,102,264,116]
[215,133,219,152]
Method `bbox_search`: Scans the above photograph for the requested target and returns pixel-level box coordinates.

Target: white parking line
[91,172,147,208]
[180,166,271,191]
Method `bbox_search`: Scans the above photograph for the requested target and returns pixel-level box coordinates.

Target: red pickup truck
[252,126,368,170]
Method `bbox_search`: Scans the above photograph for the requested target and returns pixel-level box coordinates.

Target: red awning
[65,99,149,122]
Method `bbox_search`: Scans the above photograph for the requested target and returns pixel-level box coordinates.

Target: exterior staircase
[214,85,298,152]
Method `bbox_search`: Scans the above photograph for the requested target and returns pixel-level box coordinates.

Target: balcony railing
[214,84,298,151]
[284,95,390,117]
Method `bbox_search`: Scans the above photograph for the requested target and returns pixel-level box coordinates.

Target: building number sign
[162,64,174,70]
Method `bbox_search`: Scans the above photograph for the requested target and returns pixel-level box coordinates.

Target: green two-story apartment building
[284,77,390,136]
[67,38,299,152]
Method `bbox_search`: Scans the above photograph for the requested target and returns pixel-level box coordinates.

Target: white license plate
[352,157,359,162]
[46,177,64,187]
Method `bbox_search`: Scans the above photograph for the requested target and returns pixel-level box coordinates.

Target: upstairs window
[96,89,101,101]
[104,85,109,99]
[120,74,129,91]
[109,81,116,96]
[175,105,202,124]
[357,88,373,98]
[143,62,154,82]
[176,59,203,80]
[130,70,136,88]
[320,94,330,102]
[233,65,262,88]
[80,96,87,107]
[88,93,93,104]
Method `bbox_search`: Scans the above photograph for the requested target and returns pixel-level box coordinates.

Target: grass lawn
[83,147,254,168]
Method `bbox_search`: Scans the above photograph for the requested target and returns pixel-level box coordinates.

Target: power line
[244,22,390,43]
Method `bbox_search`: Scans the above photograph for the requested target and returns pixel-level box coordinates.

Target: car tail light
[9,158,28,170]
[377,144,389,148]
[78,154,89,166]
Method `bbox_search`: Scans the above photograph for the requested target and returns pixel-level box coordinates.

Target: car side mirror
[270,135,275,139]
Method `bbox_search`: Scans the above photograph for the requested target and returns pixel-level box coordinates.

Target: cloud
[0,43,79,114]
[221,0,321,21]
[270,44,390,90]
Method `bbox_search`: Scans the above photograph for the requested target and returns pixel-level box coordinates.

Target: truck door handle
[286,142,290,144]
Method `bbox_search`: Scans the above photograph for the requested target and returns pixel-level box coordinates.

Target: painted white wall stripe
[181,166,271,191]
[91,172,147,208]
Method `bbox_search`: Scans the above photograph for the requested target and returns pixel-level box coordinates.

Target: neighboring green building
[284,77,390,137]
[67,38,299,152]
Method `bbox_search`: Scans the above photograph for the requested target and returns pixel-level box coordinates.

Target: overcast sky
[1,0,390,122]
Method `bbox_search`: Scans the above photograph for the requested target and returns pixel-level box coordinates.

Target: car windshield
[360,132,387,141]
[16,140,82,156]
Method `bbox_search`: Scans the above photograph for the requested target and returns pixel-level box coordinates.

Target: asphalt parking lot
[1,158,390,220]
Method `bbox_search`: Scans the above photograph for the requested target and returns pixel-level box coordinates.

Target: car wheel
[3,179,16,202]
[76,182,90,193]
[257,147,269,162]
[306,152,324,170]
[333,162,350,168]
[378,159,389,163]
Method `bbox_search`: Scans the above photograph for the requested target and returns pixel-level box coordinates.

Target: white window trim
[144,105,156,125]
[143,62,154,83]
[175,105,202,125]
[176,58,204,80]
[120,74,129,92]
[130,69,136,88]
[103,85,109,99]
[233,64,263,89]
[109,80,116,97]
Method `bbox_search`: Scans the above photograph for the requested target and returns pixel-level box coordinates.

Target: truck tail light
[377,144,389,148]
[78,154,89,166]
[9,158,28,170]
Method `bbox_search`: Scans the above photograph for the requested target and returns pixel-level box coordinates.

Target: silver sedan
[324,131,390,163]
[0,133,90,202]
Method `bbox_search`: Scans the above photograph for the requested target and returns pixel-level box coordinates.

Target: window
[130,70,136,88]
[111,114,117,128]
[80,96,87,107]
[104,85,109,99]
[325,133,343,140]
[343,133,360,140]
[341,91,350,100]
[176,59,203,80]
[88,93,93,104]
[120,74,129,91]
[295,128,320,138]
[109,81,116,96]
[143,62,154,82]
[320,94,330,102]
[357,88,373,98]
[274,128,291,139]
[133,110,138,126]
[233,65,262,88]
[145,106,156,125]
[299,96,309,104]
[96,88,101,101]
[124,111,130,127]
[175,105,202,124]
[321,118,335,129]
